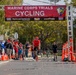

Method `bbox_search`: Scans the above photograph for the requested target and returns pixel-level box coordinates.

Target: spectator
[13,40,19,60]
[5,39,13,59]
[52,42,57,61]
[25,41,30,57]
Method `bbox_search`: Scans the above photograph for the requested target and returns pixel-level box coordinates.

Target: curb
[0,61,9,65]
[0,59,13,65]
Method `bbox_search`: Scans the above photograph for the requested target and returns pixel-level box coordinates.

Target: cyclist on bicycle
[32,36,41,61]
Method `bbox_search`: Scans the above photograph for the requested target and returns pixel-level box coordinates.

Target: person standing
[5,39,13,59]
[25,41,30,57]
[13,40,19,60]
[52,42,57,61]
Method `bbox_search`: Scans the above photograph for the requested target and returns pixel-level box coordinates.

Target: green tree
[72,0,76,6]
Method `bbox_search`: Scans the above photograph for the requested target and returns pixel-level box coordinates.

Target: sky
[22,0,71,5]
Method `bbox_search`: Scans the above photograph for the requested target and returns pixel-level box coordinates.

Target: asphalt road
[0,57,76,75]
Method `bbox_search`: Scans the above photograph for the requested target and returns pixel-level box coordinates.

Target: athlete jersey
[33,39,40,47]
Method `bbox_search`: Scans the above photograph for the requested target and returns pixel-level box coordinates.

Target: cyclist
[32,36,41,61]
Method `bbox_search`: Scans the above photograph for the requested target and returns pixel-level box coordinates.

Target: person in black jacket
[5,39,13,59]
[52,42,57,61]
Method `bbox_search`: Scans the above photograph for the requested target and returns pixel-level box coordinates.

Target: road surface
[0,57,76,75]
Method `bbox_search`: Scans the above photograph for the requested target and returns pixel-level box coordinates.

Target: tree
[72,0,76,6]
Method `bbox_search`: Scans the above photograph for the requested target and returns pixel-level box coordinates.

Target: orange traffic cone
[5,54,9,60]
[1,54,9,61]
[1,55,6,61]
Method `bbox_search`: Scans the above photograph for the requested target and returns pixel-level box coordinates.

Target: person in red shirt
[13,40,19,60]
[32,36,41,60]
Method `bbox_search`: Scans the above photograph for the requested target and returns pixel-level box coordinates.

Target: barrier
[1,54,9,61]
[62,38,76,62]
[71,54,76,62]
[62,43,69,61]
[1,48,9,61]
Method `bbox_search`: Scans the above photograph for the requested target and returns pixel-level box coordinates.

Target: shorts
[18,49,22,55]
[33,47,38,51]
[53,50,57,53]
[6,49,12,55]
[15,48,18,53]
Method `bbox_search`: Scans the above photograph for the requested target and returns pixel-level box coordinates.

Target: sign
[66,4,73,61]
[14,32,18,39]
[67,5,73,40]
[4,5,66,21]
